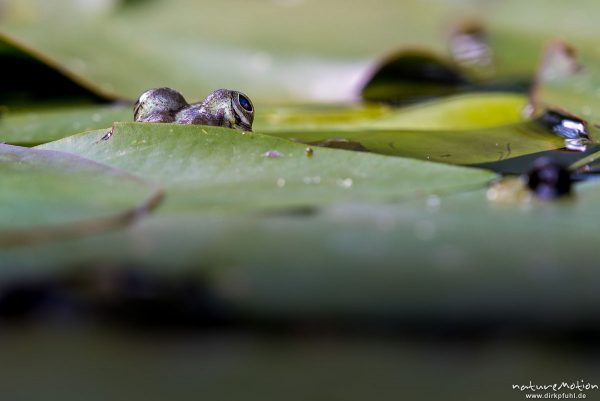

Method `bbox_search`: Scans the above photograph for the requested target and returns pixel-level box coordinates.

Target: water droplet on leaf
[536,108,589,140]
[564,138,589,152]
[336,178,353,189]
[99,128,113,141]
[262,150,284,158]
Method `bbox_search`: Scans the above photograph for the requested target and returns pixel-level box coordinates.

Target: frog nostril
[238,93,253,112]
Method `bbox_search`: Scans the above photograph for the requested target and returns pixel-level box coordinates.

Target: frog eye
[238,93,253,112]
[229,90,254,131]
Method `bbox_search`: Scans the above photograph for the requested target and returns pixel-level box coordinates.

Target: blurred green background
[1,0,600,400]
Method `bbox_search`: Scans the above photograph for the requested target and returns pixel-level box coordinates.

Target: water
[535,108,589,141]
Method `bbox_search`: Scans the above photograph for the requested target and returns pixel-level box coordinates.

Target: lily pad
[0,0,535,104]
[258,93,572,168]
[0,104,130,146]
[257,93,576,167]
[0,121,495,274]
[38,122,496,212]
[0,144,161,246]
[3,178,600,325]
[1,122,598,325]
[187,180,600,321]
[267,122,565,166]
[257,93,528,132]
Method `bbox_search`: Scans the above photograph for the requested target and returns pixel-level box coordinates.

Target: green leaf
[3,0,600,105]
[3,122,599,322]
[0,144,161,246]
[37,122,495,212]
[120,183,600,319]
[3,179,600,322]
[0,104,130,146]
[175,180,600,320]
[267,124,565,166]
[0,120,495,275]
[0,0,510,103]
[258,93,528,132]
[259,93,570,167]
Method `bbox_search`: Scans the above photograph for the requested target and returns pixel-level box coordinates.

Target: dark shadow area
[0,39,109,107]
[2,268,600,346]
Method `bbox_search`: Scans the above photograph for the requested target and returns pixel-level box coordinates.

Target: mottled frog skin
[134,87,254,131]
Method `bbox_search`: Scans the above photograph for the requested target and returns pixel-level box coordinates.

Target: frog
[134,87,254,131]
[134,87,187,123]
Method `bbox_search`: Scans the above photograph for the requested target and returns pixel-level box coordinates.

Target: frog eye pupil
[238,94,253,112]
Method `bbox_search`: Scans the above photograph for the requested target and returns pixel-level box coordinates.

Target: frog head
[134,87,188,123]
[201,89,254,131]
